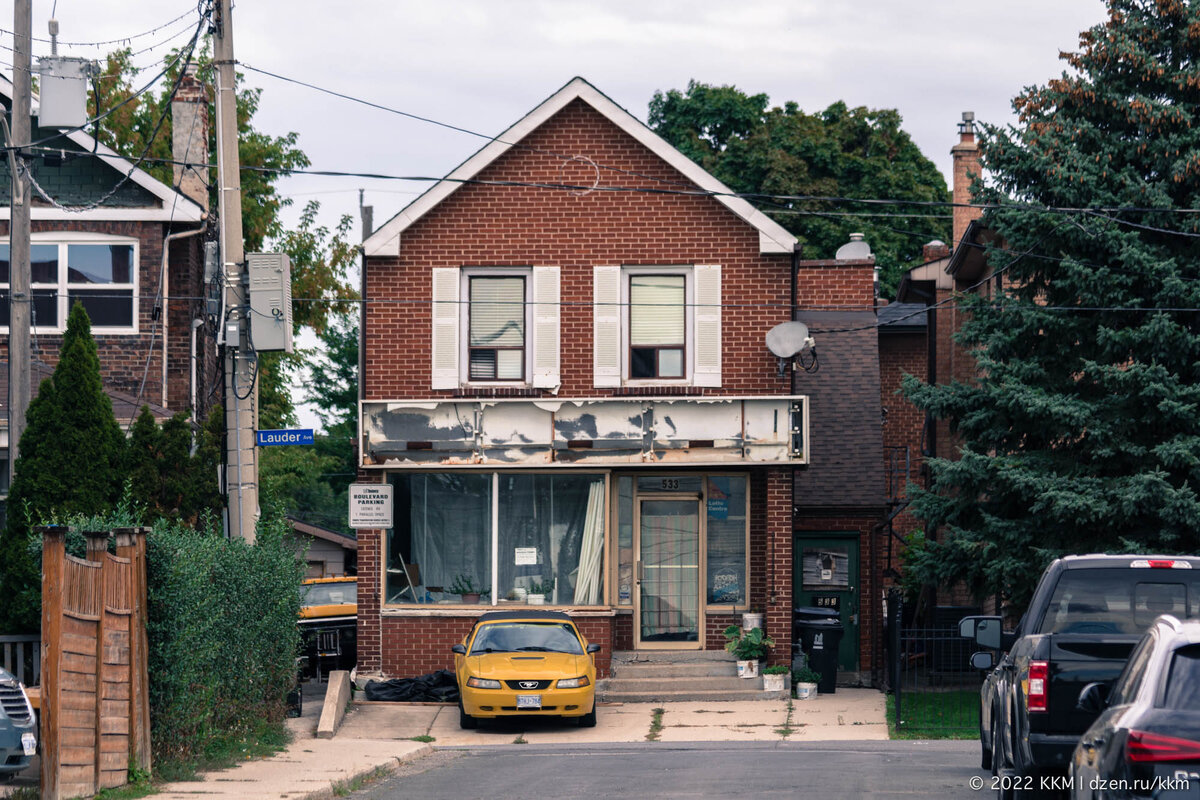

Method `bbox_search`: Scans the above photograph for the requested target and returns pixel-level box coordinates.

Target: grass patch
[331,765,392,797]
[4,789,40,800]
[646,707,665,741]
[408,735,435,743]
[886,691,978,740]
[512,734,527,744]
[154,719,292,782]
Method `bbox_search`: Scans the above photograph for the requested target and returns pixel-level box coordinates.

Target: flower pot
[742,612,764,630]
[527,594,545,605]
[461,593,481,604]
[763,673,786,692]
[737,659,759,679]
[795,682,818,700]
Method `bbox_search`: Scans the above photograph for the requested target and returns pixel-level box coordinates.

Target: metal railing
[0,634,40,686]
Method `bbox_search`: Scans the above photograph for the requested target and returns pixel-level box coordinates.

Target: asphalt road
[355,740,989,800]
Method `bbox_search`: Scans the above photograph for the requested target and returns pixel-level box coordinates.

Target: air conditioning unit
[246,252,293,353]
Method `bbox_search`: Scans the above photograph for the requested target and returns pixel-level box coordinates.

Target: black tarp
[364,670,460,703]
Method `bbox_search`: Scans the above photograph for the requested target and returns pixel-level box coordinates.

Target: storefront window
[705,476,747,605]
[496,474,605,604]
[616,476,634,605]
[385,472,606,606]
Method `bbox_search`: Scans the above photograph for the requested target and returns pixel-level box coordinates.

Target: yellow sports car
[452,610,600,729]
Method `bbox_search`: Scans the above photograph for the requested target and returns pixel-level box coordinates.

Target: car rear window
[1038,569,1200,634]
[301,582,358,607]
[1162,645,1200,710]
[470,622,584,655]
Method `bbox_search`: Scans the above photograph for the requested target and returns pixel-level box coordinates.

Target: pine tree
[0,304,125,631]
[903,0,1200,607]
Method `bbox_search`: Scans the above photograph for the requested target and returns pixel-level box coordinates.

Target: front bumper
[461,684,595,719]
[0,725,35,775]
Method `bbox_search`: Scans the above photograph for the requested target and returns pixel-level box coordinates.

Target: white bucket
[795,682,818,700]
[742,613,764,630]
[527,594,545,605]
[737,659,759,679]
[763,673,786,692]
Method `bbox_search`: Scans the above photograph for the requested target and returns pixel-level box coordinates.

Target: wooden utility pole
[7,0,31,479]
[213,0,258,541]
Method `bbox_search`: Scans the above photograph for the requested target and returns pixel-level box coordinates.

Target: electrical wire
[0,6,197,49]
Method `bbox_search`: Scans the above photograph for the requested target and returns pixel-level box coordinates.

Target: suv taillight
[1126,730,1200,763]
[1027,661,1049,713]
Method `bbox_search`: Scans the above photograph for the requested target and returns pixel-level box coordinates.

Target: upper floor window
[0,237,138,333]
[629,274,686,379]
[467,274,526,381]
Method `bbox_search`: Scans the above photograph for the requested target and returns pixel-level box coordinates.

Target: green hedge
[145,515,303,764]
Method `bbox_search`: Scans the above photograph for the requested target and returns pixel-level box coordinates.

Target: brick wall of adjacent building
[879,327,927,580]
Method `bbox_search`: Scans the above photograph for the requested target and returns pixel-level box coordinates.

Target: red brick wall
[879,328,927,580]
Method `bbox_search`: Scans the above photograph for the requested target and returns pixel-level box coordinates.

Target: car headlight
[557,676,590,689]
[466,677,502,689]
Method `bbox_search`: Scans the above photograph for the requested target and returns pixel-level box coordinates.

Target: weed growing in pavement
[409,735,435,743]
[330,765,392,797]
[774,699,796,738]
[513,735,528,744]
[646,707,665,741]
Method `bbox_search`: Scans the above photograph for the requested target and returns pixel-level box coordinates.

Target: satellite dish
[766,321,810,358]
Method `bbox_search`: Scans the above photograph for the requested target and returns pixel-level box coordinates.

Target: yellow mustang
[452,610,600,729]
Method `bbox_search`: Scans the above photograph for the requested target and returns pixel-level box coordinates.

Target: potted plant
[793,665,821,700]
[450,574,489,604]
[762,663,790,693]
[527,578,554,605]
[723,625,774,678]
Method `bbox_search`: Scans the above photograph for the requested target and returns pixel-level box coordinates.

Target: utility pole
[213,0,258,541]
[7,0,31,482]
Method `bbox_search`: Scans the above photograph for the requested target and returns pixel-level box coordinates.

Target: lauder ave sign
[349,484,393,529]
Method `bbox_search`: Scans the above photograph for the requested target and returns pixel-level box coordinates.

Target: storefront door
[635,497,702,649]
[793,533,860,671]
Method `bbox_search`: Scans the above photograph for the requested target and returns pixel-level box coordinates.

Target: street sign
[349,483,394,529]
[255,428,314,447]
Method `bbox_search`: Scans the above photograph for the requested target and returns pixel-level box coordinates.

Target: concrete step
[611,661,739,679]
[610,649,734,664]
[596,682,788,703]
[602,675,754,693]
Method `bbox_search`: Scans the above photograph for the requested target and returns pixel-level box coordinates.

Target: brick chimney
[951,111,982,248]
[171,62,209,211]
[922,240,950,262]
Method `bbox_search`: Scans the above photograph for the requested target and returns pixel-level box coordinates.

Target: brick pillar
[764,469,793,667]
[357,527,382,673]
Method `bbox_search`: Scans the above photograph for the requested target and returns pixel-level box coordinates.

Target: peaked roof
[0,73,204,223]
[364,77,798,257]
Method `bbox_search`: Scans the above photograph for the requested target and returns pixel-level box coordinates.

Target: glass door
[635,498,702,649]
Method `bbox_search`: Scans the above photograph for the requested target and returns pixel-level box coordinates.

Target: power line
[0,5,197,49]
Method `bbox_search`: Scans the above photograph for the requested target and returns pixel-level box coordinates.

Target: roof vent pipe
[835,232,873,261]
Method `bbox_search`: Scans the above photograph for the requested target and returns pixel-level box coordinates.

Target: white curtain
[572,481,606,604]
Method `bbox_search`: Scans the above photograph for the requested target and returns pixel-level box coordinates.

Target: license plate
[516,694,541,709]
[21,732,35,756]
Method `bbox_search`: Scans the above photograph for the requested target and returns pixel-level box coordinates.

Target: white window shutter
[430,268,460,390]
[693,264,722,387]
[531,266,560,389]
[593,266,621,388]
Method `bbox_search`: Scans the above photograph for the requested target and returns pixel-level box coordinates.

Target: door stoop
[597,650,789,702]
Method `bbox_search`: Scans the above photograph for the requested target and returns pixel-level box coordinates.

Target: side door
[793,533,860,672]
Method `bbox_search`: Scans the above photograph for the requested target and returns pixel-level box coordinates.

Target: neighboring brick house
[356,77,890,682]
[0,68,217,503]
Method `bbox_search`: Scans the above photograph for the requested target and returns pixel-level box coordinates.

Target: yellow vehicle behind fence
[299,576,357,679]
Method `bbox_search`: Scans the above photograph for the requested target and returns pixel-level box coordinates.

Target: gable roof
[0,74,204,223]
[364,77,797,257]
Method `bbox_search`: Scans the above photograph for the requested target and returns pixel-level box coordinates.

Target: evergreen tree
[125,406,223,526]
[903,0,1200,608]
[0,304,125,631]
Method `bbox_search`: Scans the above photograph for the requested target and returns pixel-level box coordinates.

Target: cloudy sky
[4,0,1108,426]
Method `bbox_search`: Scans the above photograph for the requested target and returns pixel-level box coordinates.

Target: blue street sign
[255,428,314,447]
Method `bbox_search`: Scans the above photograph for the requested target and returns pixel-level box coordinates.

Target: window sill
[613,386,707,396]
[381,606,618,617]
[453,385,540,398]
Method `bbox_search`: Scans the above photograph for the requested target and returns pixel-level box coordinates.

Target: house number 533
[661,479,680,490]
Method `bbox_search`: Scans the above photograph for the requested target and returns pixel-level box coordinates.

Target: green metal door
[792,534,860,671]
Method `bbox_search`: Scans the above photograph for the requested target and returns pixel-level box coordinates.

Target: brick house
[0,68,217,506]
[356,77,888,680]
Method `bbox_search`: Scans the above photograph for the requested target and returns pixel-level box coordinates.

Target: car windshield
[301,582,357,607]
[1162,644,1200,710]
[1038,570,1200,634]
[470,622,584,655]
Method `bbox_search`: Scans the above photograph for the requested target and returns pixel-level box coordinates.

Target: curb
[300,743,434,800]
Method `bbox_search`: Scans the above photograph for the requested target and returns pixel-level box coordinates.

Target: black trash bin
[794,612,844,694]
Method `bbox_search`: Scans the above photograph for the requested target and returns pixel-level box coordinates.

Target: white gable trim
[0,74,205,223]
[364,77,797,257]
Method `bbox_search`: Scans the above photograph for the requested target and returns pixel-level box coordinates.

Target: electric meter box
[247,252,294,353]
[37,57,92,129]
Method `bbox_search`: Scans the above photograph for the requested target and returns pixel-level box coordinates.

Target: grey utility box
[247,252,294,353]
[37,57,92,128]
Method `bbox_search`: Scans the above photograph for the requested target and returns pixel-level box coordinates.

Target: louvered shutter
[693,264,722,387]
[531,266,560,389]
[430,268,460,389]
[593,266,621,387]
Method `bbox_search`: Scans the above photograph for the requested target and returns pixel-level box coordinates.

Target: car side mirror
[451,644,467,655]
[586,643,601,654]
[958,618,977,639]
[970,651,996,671]
[1076,682,1108,714]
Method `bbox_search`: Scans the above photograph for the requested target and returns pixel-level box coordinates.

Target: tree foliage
[903,0,1200,608]
[126,406,223,526]
[648,81,950,294]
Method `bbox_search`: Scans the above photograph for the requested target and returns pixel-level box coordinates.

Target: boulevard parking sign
[349,484,394,529]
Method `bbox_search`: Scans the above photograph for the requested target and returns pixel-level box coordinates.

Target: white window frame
[0,232,140,335]
[459,267,533,387]
[621,265,694,385]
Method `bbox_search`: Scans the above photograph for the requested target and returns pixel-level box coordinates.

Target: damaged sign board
[360,395,808,468]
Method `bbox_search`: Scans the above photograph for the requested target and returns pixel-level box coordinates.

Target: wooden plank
[25,685,39,711]
[102,645,130,666]
[99,734,128,754]
[105,628,130,646]
[41,527,66,800]
[61,672,96,695]
[101,699,128,719]
[62,781,94,798]
[62,616,95,640]
[60,745,94,767]
[99,715,128,735]
[61,633,97,657]
[61,652,97,676]
[61,708,96,729]
[61,689,95,711]
[60,727,96,749]
[102,681,131,701]
[101,664,130,684]
[100,770,128,789]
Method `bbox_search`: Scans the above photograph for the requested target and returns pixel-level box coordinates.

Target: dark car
[1068,615,1200,800]
[0,668,36,782]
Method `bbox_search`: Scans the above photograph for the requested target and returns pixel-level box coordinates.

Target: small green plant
[529,577,555,595]
[408,734,435,743]
[763,664,790,675]
[722,625,775,660]
[793,666,822,685]
[646,707,665,741]
[449,574,488,596]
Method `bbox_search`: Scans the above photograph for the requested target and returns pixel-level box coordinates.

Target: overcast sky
[4,0,1109,427]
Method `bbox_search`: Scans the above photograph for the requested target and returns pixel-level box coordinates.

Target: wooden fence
[0,634,40,686]
[40,526,151,800]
